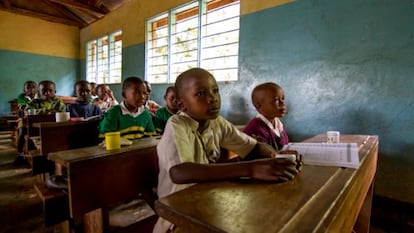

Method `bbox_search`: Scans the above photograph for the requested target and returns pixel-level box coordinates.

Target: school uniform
[154,112,257,233]
[66,100,102,118]
[153,106,175,134]
[243,114,289,151]
[98,101,155,139]
[26,97,66,114]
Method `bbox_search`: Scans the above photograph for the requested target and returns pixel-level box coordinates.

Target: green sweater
[99,105,156,139]
[154,106,175,134]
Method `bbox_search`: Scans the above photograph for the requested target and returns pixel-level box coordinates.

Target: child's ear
[122,90,126,99]
[176,99,186,112]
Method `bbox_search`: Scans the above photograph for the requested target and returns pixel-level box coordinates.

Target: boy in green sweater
[154,86,178,134]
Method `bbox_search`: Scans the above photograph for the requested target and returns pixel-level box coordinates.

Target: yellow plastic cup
[105,132,121,150]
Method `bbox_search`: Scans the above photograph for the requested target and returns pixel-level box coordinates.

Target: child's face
[24,83,37,99]
[257,85,286,119]
[90,83,97,96]
[123,83,147,108]
[97,85,110,100]
[178,74,221,122]
[39,83,56,100]
[165,90,178,113]
[75,83,91,102]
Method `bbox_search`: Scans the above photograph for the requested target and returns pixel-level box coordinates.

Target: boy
[243,82,289,151]
[99,77,156,139]
[14,81,38,166]
[153,86,178,134]
[66,80,102,118]
[17,80,37,107]
[154,68,301,233]
[26,80,66,114]
[15,80,65,166]
[144,80,161,116]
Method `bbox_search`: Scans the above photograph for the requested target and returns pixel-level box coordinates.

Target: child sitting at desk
[144,80,161,116]
[99,77,156,140]
[14,80,38,166]
[243,82,289,151]
[154,68,302,233]
[26,80,66,114]
[153,86,178,134]
[66,80,102,119]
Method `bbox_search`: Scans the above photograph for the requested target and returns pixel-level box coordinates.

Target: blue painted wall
[228,0,413,202]
[0,50,79,115]
[144,0,414,202]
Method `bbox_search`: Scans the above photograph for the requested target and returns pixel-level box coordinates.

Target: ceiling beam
[0,6,82,27]
[47,0,106,18]
[41,0,87,27]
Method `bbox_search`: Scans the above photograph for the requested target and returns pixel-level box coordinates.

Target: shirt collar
[120,101,145,117]
[177,111,211,134]
[256,113,284,137]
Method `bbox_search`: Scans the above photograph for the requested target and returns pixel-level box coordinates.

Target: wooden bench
[48,137,161,233]
[34,183,70,227]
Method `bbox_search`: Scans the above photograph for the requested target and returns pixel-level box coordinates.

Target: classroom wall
[80,0,414,203]
[0,11,80,115]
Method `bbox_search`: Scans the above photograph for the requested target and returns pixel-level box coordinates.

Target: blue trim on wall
[0,49,79,115]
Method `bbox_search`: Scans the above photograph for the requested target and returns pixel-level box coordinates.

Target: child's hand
[250,158,299,182]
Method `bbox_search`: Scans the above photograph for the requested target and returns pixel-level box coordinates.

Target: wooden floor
[0,134,412,233]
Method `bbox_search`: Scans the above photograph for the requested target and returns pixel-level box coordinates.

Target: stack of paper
[283,143,360,169]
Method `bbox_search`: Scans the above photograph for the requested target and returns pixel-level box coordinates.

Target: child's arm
[169,158,299,184]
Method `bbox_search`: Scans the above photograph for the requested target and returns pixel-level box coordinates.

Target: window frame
[86,30,123,84]
[145,0,240,84]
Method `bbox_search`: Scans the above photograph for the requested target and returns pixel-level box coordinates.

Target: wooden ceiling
[0,0,130,28]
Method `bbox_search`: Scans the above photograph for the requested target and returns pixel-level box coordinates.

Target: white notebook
[283,142,360,169]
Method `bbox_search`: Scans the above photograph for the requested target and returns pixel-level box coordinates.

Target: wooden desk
[155,134,378,233]
[34,119,100,156]
[48,136,161,232]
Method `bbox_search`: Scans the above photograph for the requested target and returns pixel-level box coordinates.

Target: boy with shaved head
[154,69,301,233]
[243,82,289,151]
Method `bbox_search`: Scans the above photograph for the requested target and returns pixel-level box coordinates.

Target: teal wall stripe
[0,49,79,115]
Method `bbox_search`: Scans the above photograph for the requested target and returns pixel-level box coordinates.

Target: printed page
[284,143,360,169]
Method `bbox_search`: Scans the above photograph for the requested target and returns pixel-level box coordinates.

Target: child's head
[90,82,97,96]
[251,82,286,120]
[38,80,57,100]
[96,84,111,100]
[23,80,37,99]
[74,80,91,102]
[175,68,221,124]
[122,77,147,109]
[164,86,178,113]
[144,80,152,102]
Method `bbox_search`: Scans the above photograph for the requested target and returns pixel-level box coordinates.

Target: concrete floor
[0,143,51,233]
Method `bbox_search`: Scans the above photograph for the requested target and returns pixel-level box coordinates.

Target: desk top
[48,136,161,167]
[155,135,378,233]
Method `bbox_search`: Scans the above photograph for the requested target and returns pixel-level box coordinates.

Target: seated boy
[66,80,102,119]
[99,77,156,140]
[154,68,302,233]
[243,82,289,151]
[14,80,38,166]
[26,80,66,114]
[153,86,178,134]
[144,80,161,116]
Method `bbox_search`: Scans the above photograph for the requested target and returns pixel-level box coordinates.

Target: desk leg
[354,183,374,233]
[84,209,103,233]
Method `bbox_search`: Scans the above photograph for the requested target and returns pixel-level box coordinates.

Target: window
[86,30,122,84]
[146,0,240,83]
